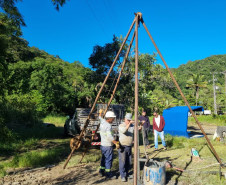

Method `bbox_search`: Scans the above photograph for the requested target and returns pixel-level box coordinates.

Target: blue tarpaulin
[163,106,204,138]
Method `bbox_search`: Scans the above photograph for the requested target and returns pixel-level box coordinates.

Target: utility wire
[86,0,110,40]
[103,0,120,36]
[95,0,114,37]
[90,0,112,35]
[108,0,121,32]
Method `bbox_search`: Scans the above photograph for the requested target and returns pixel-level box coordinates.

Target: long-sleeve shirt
[138,115,150,128]
[152,115,165,133]
[99,117,114,146]
[119,123,134,146]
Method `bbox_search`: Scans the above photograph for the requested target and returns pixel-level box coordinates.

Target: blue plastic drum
[143,160,166,185]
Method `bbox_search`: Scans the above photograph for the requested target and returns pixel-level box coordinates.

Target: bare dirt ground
[187,122,217,138]
[0,124,220,185]
[2,163,127,185]
[1,160,183,185]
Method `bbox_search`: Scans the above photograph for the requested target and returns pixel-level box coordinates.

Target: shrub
[0,93,44,142]
[0,165,7,177]
[0,116,16,142]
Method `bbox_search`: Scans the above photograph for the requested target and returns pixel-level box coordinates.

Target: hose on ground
[187,163,220,171]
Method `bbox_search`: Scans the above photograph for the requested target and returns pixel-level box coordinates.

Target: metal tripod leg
[133,12,142,185]
[140,17,222,165]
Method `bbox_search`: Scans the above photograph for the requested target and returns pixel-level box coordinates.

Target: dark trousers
[99,146,113,176]
[118,145,132,178]
[143,128,150,146]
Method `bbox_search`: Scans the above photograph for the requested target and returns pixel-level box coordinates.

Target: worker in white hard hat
[99,109,119,180]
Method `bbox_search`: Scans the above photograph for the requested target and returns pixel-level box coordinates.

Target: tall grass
[0,114,80,177]
[0,138,39,156]
[5,146,70,168]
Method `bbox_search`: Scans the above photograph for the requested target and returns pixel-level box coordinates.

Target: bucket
[143,159,166,185]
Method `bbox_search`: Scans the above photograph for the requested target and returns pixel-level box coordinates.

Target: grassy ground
[43,114,67,127]
[0,115,108,177]
[142,133,226,185]
[1,115,226,184]
[188,115,226,126]
[0,115,66,176]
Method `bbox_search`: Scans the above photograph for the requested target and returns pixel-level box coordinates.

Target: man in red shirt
[152,111,167,150]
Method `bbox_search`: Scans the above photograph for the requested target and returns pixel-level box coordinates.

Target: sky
[15,0,226,68]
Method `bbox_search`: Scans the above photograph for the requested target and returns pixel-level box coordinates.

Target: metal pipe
[78,31,136,164]
[134,13,140,185]
[140,18,222,165]
[142,126,147,158]
[63,18,136,169]
[213,73,217,114]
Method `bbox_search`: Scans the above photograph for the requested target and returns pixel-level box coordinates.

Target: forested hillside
[172,54,226,111]
[173,54,226,89]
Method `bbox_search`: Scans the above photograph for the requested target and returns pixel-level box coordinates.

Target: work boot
[99,169,105,177]
[121,177,126,182]
[105,172,116,180]
[99,172,105,177]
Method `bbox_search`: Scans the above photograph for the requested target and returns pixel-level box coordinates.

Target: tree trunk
[195,86,199,106]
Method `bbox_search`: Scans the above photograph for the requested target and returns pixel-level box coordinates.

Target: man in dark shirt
[138,110,150,149]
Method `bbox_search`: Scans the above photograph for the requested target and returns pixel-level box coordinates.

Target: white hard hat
[105,111,116,118]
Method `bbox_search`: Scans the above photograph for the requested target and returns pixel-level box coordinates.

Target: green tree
[186,74,207,106]
[0,12,28,96]
[88,35,128,103]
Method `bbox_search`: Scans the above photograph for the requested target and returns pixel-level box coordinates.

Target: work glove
[99,109,104,114]
[115,142,120,149]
